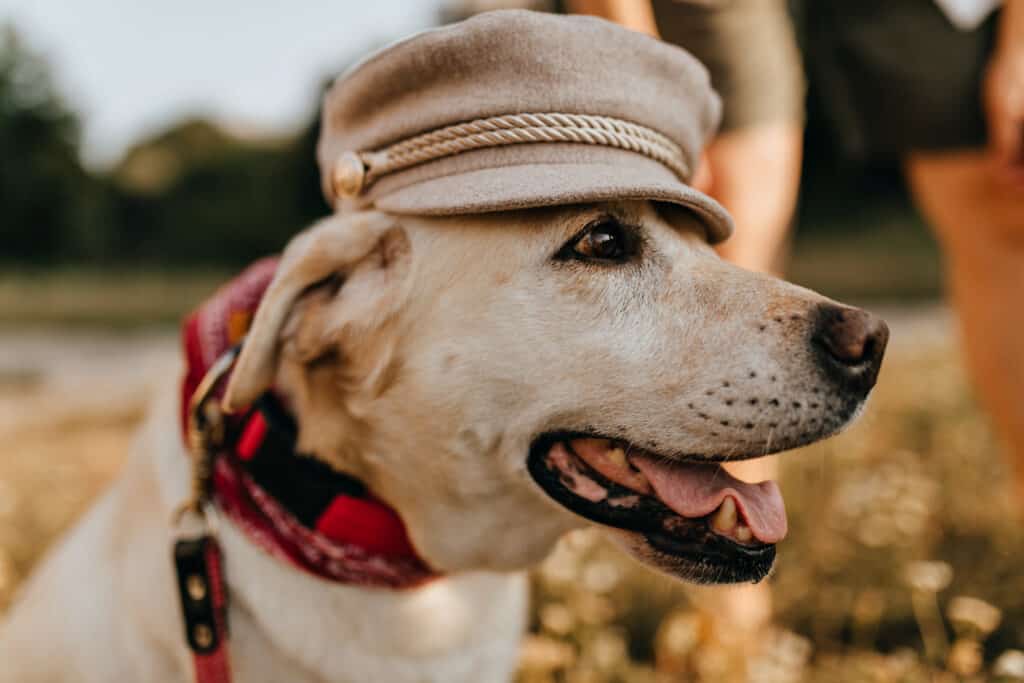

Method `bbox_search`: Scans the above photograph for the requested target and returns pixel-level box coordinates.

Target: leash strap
[175,346,238,683]
[174,536,232,683]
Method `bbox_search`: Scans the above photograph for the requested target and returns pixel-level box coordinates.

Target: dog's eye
[559,218,635,263]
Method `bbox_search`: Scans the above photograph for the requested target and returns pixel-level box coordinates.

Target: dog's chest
[218,519,529,682]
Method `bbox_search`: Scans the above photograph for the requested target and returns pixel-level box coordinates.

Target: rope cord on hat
[358,112,690,185]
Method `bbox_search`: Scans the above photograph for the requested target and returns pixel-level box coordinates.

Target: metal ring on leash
[173,343,242,528]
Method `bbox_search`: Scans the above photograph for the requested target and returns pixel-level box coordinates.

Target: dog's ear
[223,211,408,412]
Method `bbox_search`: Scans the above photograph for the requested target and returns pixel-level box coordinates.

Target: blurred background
[1,0,1020,681]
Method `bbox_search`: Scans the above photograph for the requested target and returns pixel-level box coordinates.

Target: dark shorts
[651,0,997,162]
[803,0,997,162]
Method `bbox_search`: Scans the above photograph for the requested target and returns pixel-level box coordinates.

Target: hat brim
[359,153,733,244]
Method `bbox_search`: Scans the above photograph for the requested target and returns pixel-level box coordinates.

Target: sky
[0,0,441,168]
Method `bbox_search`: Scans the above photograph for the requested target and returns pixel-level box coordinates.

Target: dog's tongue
[631,456,788,544]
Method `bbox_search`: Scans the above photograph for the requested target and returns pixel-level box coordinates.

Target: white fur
[0,202,867,681]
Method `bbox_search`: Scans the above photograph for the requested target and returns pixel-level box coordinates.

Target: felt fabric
[317,9,734,243]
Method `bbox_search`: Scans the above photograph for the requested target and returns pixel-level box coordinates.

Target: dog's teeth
[735,524,752,543]
[607,447,627,468]
[711,497,737,533]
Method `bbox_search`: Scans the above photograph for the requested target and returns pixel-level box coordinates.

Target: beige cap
[317,9,733,243]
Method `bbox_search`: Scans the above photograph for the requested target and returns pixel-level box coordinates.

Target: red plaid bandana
[181,258,436,589]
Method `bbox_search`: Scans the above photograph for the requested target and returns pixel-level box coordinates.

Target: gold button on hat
[331,152,366,198]
[318,9,733,244]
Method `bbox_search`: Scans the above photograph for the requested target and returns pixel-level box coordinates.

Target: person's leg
[710,122,804,275]
[690,122,802,668]
[571,1,806,668]
[707,117,803,578]
[656,2,805,662]
[906,149,1024,501]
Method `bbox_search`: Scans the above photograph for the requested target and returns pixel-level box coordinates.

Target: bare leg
[692,122,803,669]
[710,122,803,495]
[563,0,658,35]
[906,149,1024,502]
[712,123,804,275]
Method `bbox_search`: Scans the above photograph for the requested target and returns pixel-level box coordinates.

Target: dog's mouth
[527,435,785,583]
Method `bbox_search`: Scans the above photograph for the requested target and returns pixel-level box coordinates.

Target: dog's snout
[812,304,889,392]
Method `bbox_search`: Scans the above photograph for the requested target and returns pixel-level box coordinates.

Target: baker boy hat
[317,9,733,243]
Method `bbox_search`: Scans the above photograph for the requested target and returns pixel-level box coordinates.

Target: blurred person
[821,0,1024,507]
[562,1,804,279]
[569,0,1024,675]
[805,0,1024,498]
[566,0,805,666]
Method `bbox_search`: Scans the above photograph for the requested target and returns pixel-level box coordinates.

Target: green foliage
[106,115,327,266]
[0,25,97,263]
[0,23,330,267]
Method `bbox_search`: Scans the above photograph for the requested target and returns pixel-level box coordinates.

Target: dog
[0,10,888,682]
[0,201,887,681]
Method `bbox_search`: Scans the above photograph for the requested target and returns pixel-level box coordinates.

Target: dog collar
[205,393,435,587]
[174,259,437,683]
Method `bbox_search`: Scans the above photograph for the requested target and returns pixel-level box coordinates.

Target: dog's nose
[812,304,889,392]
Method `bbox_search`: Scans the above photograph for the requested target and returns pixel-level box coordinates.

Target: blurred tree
[107,111,328,266]
[0,31,356,269]
[0,24,101,264]
[0,21,331,269]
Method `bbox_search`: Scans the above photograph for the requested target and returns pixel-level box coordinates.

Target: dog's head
[223,201,887,584]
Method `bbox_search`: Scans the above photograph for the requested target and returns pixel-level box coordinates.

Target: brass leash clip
[171,344,242,672]
[174,344,242,527]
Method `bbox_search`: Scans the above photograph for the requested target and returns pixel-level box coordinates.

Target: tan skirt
[651,0,807,132]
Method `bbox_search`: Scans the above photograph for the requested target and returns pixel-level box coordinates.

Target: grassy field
[515,312,1024,682]
[2,309,1022,682]
[5,252,1024,681]
[0,268,231,328]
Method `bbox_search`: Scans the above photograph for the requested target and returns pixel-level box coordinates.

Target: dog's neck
[156,405,525,683]
[211,509,528,683]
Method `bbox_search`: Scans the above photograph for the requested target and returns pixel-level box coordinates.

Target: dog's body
[1,386,526,682]
[0,202,886,681]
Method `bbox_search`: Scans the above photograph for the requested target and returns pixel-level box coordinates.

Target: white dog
[0,201,887,682]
